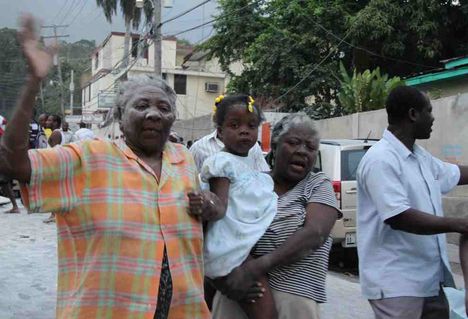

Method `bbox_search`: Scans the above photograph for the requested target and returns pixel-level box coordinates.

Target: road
[1,202,463,319]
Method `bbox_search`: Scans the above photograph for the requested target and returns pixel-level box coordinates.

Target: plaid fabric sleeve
[21,144,84,213]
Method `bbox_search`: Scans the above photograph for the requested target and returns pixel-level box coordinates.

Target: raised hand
[18,14,56,80]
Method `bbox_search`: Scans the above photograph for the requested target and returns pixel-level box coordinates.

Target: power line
[160,0,212,26]
[67,0,88,26]
[308,18,440,70]
[51,0,71,24]
[272,30,355,104]
[58,0,81,25]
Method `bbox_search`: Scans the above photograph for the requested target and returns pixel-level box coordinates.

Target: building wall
[176,74,225,120]
[413,77,468,99]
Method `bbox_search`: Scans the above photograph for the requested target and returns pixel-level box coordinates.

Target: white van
[315,139,377,248]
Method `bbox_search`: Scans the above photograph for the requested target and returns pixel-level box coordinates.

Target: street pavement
[0,203,464,319]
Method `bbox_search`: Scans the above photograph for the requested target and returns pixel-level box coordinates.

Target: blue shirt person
[357,86,468,319]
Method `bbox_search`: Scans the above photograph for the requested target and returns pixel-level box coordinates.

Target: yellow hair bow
[247,96,255,113]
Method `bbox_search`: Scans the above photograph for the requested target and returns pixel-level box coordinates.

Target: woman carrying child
[197,94,278,319]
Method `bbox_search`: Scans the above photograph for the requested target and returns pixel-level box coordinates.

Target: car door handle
[345,189,357,194]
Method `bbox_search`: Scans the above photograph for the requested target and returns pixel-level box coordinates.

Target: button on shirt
[189,130,270,172]
[21,140,209,319]
[357,130,460,300]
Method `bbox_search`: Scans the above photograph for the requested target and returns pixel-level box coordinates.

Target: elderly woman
[211,113,341,318]
[0,15,222,319]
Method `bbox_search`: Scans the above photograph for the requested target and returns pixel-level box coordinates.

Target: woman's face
[273,124,319,183]
[120,85,175,156]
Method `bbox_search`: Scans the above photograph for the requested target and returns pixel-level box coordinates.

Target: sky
[0,0,219,45]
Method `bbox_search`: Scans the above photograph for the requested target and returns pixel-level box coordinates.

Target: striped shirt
[189,130,269,171]
[253,172,339,303]
[21,139,210,319]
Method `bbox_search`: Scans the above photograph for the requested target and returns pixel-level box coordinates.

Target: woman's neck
[271,172,299,195]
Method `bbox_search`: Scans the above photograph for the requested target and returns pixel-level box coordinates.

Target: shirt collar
[117,140,184,164]
[208,130,224,148]
[382,129,413,159]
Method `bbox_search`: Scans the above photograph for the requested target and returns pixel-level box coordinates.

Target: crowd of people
[4,13,468,319]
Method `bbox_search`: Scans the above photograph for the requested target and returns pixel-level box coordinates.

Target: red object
[261,122,271,152]
[0,116,6,137]
[332,181,341,208]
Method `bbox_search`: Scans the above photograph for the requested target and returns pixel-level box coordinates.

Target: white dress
[201,151,277,278]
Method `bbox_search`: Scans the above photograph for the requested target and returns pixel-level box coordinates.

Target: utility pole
[69,69,74,115]
[152,0,162,75]
[41,25,69,117]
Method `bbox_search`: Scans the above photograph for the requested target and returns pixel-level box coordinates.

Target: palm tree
[95,0,153,68]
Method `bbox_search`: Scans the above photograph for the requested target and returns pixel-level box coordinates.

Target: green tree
[337,62,405,114]
[205,0,468,119]
[0,27,95,118]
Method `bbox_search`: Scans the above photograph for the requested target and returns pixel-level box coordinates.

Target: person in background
[73,121,95,141]
[357,86,468,319]
[59,121,74,144]
[47,114,62,147]
[38,112,52,139]
[189,99,269,171]
[0,114,20,214]
[0,14,220,318]
[168,131,183,144]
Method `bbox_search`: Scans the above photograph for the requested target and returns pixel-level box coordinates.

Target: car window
[341,149,368,181]
[313,151,322,173]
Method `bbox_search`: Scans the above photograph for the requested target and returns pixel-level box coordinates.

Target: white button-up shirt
[189,130,270,172]
[357,129,460,299]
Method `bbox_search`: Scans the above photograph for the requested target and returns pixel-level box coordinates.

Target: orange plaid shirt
[21,139,210,319]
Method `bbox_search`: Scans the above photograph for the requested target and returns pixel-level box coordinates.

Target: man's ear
[408,108,418,122]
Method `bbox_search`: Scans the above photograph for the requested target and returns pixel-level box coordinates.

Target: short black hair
[79,122,87,128]
[386,86,429,125]
[213,94,264,127]
[50,114,62,127]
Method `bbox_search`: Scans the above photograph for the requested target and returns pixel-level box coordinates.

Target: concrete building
[80,32,229,135]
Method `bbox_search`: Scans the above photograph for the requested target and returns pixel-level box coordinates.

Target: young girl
[201,94,278,319]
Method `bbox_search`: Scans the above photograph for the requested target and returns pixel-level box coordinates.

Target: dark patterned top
[253,172,340,303]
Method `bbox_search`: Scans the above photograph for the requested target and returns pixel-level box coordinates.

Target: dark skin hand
[48,130,62,147]
[386,208,468,235]
[0,14,56,183]
[215,201,338,301]
[187,177,228,222]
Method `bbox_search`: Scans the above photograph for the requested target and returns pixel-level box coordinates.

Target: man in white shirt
[190,130,269,172]
[357,86,468,319]
[73,122,95,141]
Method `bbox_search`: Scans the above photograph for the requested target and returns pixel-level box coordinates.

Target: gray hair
[271,112,320,149]
[114,75,177,120]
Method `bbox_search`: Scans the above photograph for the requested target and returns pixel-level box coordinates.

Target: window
[94,52,99,69]
[88,85,91,102]
[162,73,167,81]
[174,74,187,95]
[340,149,369,181]
[131,37,139,58]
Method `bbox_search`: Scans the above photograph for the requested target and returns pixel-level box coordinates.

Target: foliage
[95,0,153,28]
[204,0,468,119]
[0,27,95,119]
[348,0,468,76]
[337,62,405,113]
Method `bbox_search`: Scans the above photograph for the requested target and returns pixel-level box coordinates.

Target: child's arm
[208,177,230,215]
[460,234,468,316]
